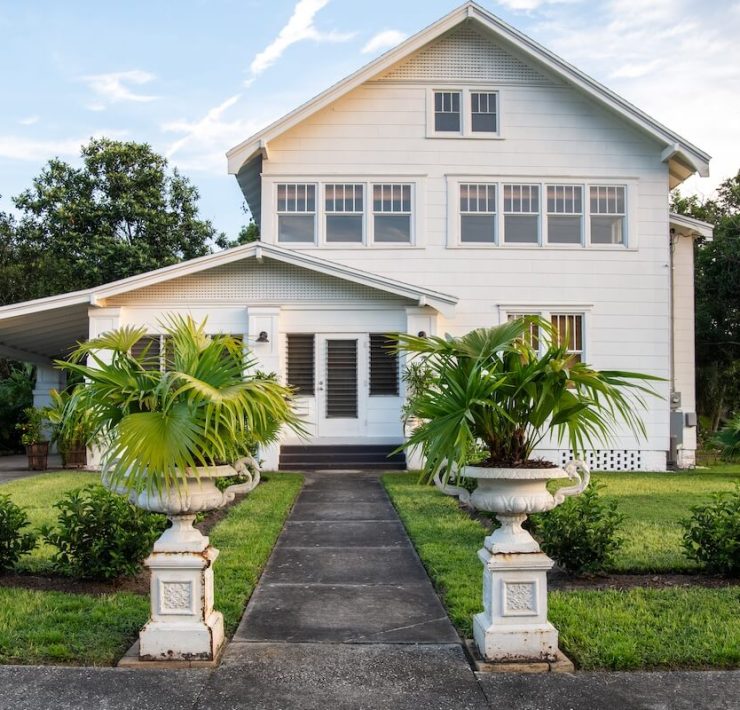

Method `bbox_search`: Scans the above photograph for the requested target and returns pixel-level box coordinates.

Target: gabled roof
[227,1,709,187]
[0,242,458,358]
[669,212,714,240]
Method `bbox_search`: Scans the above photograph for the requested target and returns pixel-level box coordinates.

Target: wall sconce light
[257,331,269,343]
[417,331,427,338]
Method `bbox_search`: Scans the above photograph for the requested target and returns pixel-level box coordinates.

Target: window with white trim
[547,185,583,245]
[460,184,496,243]
[551,314,584,363]
[503,184,539,244]
[325,184,364,243]
[434,91,461,133]
[471,92,497,133]
[373,184,412,243]
[277,184,316,243]
[590,185,625,245]
[506,313,540,350]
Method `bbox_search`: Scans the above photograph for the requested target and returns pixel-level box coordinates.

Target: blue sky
[1,0,738,238]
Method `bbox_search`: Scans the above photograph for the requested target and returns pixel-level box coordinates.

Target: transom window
[325,184,363,243]
[373,184,412,243]
[434,91,461,132]
[471,92,497,133]
[590,186,626,244]
[460,183,496,243]
[547,185,583,245]
[503,184,540,244]
[277,183,316,243]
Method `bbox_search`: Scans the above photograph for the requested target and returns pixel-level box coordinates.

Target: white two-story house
[0,2,714,471]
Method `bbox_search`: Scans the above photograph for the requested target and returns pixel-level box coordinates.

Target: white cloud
[81,69,158,104]
[0,136,83,161]
[246,0,354,85]
[162,94,272,174]
[362,29,407,54]
[495,0,579,10]
[18,115,40,126]
[532,0,740,196]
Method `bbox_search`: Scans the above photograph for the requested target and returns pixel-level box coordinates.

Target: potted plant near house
[395,317,660,663]
[46,389,92,468]
[16,406,51,470]
[57,315,302,662]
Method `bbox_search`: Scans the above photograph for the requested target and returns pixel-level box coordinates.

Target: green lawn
[0,471,302,665]
[382,471,740,670]
[2,471,99,573]
[582,469,738,572]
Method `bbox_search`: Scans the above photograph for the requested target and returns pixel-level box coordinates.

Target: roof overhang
[0,243,459,363]
[670,212,714,240]
[226,1,710,185]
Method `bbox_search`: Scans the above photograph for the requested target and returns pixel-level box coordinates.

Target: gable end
[376,20,554,86]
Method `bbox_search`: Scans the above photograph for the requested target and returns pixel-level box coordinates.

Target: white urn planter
[103,457,260,662]
[458,461,589,664]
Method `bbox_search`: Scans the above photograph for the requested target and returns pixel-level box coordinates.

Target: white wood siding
[257,38,672,465]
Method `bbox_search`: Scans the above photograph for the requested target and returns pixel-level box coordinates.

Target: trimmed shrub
[0,494,37,570]
[682,485,740,576]
[532,482,624,574]
[42,485,166,580]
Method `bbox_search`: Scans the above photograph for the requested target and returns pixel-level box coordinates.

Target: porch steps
[278,445,406,472]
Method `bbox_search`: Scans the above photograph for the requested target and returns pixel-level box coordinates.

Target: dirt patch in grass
[0,493,249,597]
[549,569,737,591]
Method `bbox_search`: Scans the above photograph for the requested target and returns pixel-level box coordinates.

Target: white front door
[316,334,367,438]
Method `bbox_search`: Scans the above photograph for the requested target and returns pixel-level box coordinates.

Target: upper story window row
[270,179,631,249]
[276,182,415,246]
[428,88,499,138]
[455,181,628,248]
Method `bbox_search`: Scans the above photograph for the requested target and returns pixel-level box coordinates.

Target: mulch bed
[548,569,737,591]
[0,493,249,597]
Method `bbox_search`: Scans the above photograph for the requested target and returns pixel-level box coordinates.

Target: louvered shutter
[130,335,161,371]
[369,333,399,396]
[326,339,358,418]
[286,334,315,395]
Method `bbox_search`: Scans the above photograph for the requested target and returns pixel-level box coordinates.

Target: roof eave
[226,1,710,178]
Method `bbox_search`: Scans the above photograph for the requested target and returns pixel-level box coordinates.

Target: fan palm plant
[56,315,302,494]
[395,317,661,482]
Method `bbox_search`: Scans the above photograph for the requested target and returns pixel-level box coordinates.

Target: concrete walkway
[0,471,738,709]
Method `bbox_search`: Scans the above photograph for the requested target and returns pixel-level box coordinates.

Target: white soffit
[226,1,710,182]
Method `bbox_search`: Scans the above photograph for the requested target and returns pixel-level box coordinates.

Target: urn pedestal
[139,516,224,661]
[105,457,260,663]
[461,461,589,664]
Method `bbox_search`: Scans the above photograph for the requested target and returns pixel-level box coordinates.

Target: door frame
[315,333,368,439]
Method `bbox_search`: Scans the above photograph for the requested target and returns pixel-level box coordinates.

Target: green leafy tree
[3,138,220,305]
[672,172,740,430]
[216,220,260,249]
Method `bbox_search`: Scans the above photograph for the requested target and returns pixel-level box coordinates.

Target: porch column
[33,364,64,448]
[246,307,281,470]
[403,307,439,470]
[86,307,121,470]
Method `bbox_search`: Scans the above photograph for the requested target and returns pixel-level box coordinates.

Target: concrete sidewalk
[0,471,738,709]
[0,454,62,484]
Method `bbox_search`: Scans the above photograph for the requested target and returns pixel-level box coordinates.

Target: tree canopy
[672,172,740,430]
[0,137,251,305]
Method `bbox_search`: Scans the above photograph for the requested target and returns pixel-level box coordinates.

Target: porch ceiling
[0,302,89,364]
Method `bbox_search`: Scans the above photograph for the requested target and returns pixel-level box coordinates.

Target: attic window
[471,92,497,133]
[434,91,461,132]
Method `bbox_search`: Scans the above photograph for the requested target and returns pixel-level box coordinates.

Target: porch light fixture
[417,331,427,338]
[257,331,269,343]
